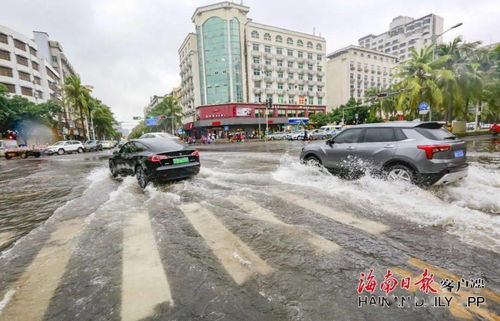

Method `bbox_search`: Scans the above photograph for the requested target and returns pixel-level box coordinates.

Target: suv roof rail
[415,122,445,129]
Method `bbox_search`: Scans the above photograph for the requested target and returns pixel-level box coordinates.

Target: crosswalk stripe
[0,218,84,321]
[121,211,173,321]
[227,195,339,253]
[180,203,273,285]
[273,191,389,235]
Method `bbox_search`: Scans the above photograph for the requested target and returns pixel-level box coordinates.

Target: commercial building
[0,25,60,103]
[358,14,444,61]
[326,45,398,109]
[178,1,326,135]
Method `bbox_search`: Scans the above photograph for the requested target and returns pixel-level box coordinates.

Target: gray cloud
[1,0,498,129]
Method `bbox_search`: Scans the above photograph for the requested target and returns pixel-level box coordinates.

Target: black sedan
[109,138,200,188]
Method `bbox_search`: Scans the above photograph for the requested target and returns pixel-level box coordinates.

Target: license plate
[454,150,464,158]
[173,157,189,164]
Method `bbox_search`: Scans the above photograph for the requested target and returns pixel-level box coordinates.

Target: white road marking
[227,195,340,253]
[180,203,273,285]
[0,219,84,321]
[121,211,173,321]
[273,191,389,235]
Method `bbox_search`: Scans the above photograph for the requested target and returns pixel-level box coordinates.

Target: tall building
[178,1,326,135]
[326,45,398,109]
[358,14,443,61]
[0,25,60,103]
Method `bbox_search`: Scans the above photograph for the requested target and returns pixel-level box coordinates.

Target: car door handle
[384,144,395,148]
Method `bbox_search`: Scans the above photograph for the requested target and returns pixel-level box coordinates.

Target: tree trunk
[79,105,86,140]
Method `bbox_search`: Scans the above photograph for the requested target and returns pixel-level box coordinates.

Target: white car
[0,140,18,157]
[267,132,287,140]
[139,132,178,139]
[101,140,115,149]
[46,141,84,155]
[287,131,306,140]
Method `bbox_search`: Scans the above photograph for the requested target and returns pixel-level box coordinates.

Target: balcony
[350,66,355,70]
[287,78,296,84]
[265,53,273,59]
[307,91,315,96]
[265,88,275,94]
[296,79,305,85]
[252,63,260,69]
[276,54,284,60]
[276,66,286,72]
[264,65,274,71]
[377,71,382,74]
[251,51,262,57]
[307,80,315,86]
[297,57,305,63]
[276,89,285,95]
[317,92,325,98]
[357,67,362,71]
[371,69,375,73]
[297,69,305,74]
[364,68,369,72]
[264,76,273,82]
[316,71,324,76]
[252,75,263,81]
[297,90,306,96]
[253,88,262,94]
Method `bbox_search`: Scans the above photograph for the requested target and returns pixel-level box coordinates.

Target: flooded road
[0,136,499,321]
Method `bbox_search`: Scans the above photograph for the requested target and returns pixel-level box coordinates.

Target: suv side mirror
[326,138,334,146]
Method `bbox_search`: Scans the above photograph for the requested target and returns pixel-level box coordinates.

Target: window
[32,61,39,71]
[29,47,37,56]
[317,76,322,82]
[252,44,259,51]
[288,73,294,79]
[318,86,323,92]
[254,94,261,102]
[298,63,303,69]
[277,60,283,66]
[288,96,295,104]
[254,69,261,76]
[16,55,28,66]
[334,128,363,143]
[18,71,30,81]
[414,127,456,141]
[266,82,272,88]
[21,86,33,96]
[278,71,284,78]
[317,54,322,61]
[265,59,271,65]
[251,30,259,39]
[297,40,303,47]
[307,41,313,49]
[265,70,272,77]
[0,66,13,77]
[14,39,26,51]
[307,53,313,60]
[316,43,322,50]
[0,49,10,61]
[298,51,303,58]
[287,37,293,45]
[308,97,314,104]
[363,128,395,142]
[287,61,293,68]
[308,74,313,81]
[278,94,284,103]
[51,56,58,63]
[0,33,7,44]
[308,86,313,91]
[265,45,271,53]
[317,65,322,72]
[33,76,41,85]
[287,49,293,56]
[276,47,283,55]
[318,97,323,104]
[298,74,304,80]
[253,57,260,64]
[0,82,15,93]
[308,64,313,71]
[264,33,271,41]
[277,83,283,89]
[276,35,283,43]
[298,85,304,90]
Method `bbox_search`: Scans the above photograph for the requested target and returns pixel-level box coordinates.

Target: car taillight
[148,155,170,162]
[191,150,200,157]
[417,144,451,159]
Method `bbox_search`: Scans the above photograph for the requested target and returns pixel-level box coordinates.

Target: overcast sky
[1,0,499,129]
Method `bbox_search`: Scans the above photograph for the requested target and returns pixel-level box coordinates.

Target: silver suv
[300,122,468,185]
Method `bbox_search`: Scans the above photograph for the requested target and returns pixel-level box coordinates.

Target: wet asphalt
[0,136,499,321]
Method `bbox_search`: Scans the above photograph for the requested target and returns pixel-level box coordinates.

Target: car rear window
[362,128,395,142]
[415,128,457,140]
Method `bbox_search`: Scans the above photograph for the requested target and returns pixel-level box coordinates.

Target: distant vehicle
[267,132,287,140]
[300,122,468,185]
[320,125,343,132]
[0,140,42,159]
[84,140,103,151]
[45,141,84,155]
[139,132,178,139]
[324,129,341,140]
[109,137,200,188]
[309,129,328,140]
[287,131,306,140]
[480,123,492,129]
[101,140,115,149]
[490,123,499,136]
[466,122,476,131]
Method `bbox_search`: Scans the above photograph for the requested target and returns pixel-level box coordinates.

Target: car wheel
[5,154,11,160]
[20,152,28,159]
[109,161,118,177]
[57,148,65,155]
[135,166,149,188]
[304,155,322,168]
[77,147,84,153]
[386,164,415,183]
[34,152,41,158]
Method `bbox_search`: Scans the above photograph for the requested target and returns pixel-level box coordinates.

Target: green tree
[149,96,183,134]
[64,75,91,139]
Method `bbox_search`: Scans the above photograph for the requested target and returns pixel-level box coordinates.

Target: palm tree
[150,96,184,134]
[63,75,91,139]
[394,45,444,119]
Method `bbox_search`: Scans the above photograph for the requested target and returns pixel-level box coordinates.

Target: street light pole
[432,22,463,61]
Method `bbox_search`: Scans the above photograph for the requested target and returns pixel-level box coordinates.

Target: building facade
[178,1,327,134]
[0,25,60,103]
[358,14,443,61]
[326,45,398,109]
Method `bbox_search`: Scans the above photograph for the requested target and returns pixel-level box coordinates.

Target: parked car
[45,141,84,155]
[287,131,306,140]
[267,132,287,140]
[324,129,341,140]
[140,132,178,139]
[309,129,327,140]
[300,122,468,185]
[84,140,103,151]
[489,123,499,136]
[109,137,200,188]
[101,140,115,149]
[0,139,19,158]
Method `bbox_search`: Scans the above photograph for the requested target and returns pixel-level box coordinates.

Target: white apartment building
[358,14,444,61]
[178,1,326,114]
[0,25,60,103]
[326,45,398,109]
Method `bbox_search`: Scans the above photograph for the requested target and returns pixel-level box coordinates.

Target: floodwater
[0,136,498,321]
